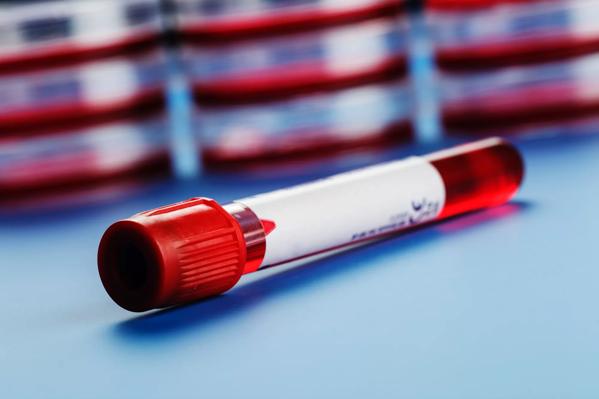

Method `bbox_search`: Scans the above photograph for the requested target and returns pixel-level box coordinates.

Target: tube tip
[98,220,163,312]
[98,198,247,312]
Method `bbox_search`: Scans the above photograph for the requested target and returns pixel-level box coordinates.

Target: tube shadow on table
[114,201,532,340]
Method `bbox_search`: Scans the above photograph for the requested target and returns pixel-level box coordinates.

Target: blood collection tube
[98,137,524,311]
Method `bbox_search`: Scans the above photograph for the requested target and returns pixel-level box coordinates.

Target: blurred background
[3,0,598,211]
[3,2,599,397]
[0,0,170,209]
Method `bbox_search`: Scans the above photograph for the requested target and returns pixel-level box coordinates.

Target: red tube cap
[98,198,247,312]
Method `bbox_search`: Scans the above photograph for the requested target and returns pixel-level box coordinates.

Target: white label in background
[324,20,391,74]
[321,0,376,11]
[570,0,599,37]
[237,157,446,267]
[72,0,128,44]
[80,61,137,104]
[573,53,599,100]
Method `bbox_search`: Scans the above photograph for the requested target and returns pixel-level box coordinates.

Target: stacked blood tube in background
[0,0,171,207]
[427,0,599,138]
[5,0,599,209]
[172,0,412,169]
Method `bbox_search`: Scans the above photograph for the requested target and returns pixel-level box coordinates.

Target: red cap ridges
[98,198,246,312]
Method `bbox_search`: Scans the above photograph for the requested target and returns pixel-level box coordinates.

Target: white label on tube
[237,157,446,267]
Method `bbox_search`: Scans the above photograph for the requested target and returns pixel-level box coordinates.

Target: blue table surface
[1,133,599,399]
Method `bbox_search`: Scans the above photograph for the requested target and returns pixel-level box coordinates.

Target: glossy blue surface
[1,133,599,398]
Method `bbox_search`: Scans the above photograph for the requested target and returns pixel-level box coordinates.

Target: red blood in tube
[425,138,524,219]
[181,0,405,45]
[0,88,166,140]
[0,32,160,76]
[436,36,599,72]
